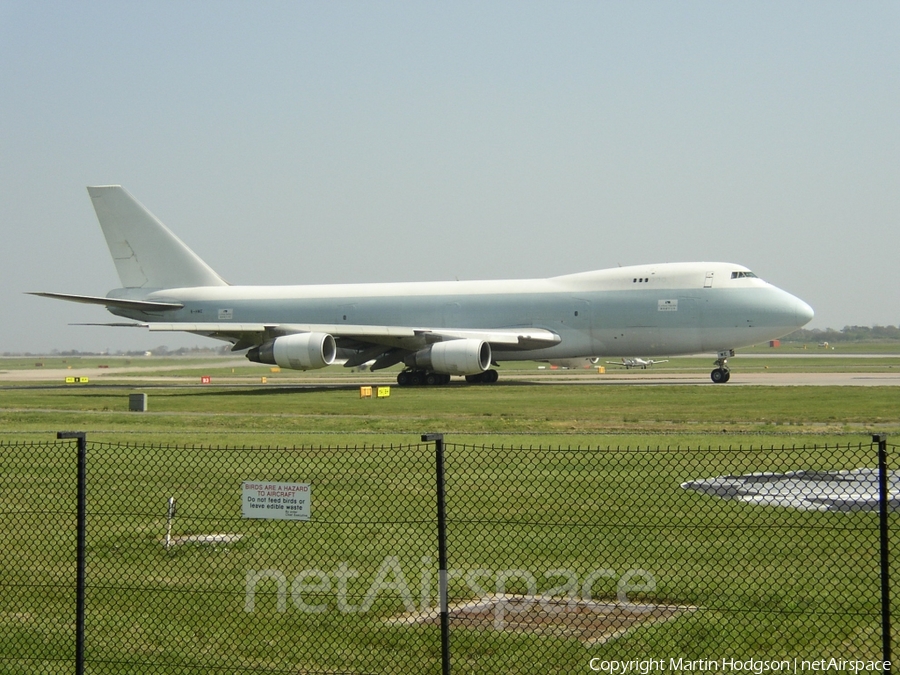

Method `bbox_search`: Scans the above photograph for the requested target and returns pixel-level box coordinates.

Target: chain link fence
[1,436,895,674]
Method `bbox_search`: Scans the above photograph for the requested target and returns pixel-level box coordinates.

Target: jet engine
[246,333,336,370]
[404,339,491,375]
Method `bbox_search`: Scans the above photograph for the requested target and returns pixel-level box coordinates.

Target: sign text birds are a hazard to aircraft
[242,482,311,521]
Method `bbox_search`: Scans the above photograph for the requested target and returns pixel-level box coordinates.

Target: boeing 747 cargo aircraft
[32,186,814,384]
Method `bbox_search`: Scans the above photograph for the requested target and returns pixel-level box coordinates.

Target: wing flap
[415,328,561,350]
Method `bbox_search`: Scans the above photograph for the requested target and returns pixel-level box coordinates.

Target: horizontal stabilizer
[71,322,148,327]
[29,292,183,312]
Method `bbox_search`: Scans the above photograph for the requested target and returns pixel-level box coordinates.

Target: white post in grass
[165,497,177,551]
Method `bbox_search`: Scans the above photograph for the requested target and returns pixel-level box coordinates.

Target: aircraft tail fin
[87,185,228,289]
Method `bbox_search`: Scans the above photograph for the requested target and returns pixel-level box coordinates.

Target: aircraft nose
[779,291,814,329]
[796,297,815,326]
[766,287,814,331]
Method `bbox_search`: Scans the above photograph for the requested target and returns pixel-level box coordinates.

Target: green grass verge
[1,379,899,446]
[1,440,894,673]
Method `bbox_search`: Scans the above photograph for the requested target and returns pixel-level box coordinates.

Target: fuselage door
[337,303,357,323]
[703,272,714,289]
[571,298,592,332]
[442,302,461,328]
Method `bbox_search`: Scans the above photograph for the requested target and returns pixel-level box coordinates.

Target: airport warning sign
[242,481,311,521]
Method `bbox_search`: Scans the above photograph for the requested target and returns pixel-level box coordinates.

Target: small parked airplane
[31,186,814,385]
[606,358,669,370]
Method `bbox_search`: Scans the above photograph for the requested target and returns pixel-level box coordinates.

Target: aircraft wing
[140,322,561,354]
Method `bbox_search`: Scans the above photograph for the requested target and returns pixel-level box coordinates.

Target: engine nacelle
[404,339,491,376]
[247,333,336,370]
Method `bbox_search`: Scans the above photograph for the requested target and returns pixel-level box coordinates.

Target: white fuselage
[108,261,814,360]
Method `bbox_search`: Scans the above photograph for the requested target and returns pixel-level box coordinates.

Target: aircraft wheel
[425,373,438,386]
[465,373,483,384]
[711,368,729,384]
[410,372,423,386]
[397,371,409,386]
[484,369,499,383]
[441,374,452,385]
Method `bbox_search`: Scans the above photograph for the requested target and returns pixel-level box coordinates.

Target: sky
[1,1,897,354]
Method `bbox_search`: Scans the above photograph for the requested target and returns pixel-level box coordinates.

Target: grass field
[2,348,900,447]
[1,353,899,673]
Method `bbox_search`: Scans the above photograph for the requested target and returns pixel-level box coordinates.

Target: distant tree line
[2,345,231,357]
[784,325,900,343]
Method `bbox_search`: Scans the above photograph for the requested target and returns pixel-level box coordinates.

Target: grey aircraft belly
[32,186,814,385]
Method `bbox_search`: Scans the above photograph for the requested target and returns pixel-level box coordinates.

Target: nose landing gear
[711,350,734,384]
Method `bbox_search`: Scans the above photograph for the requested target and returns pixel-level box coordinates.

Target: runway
[510,370,900,386]
[2,364,900,387]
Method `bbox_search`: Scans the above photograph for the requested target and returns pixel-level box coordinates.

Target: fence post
[874,434,891,669]
[58,431,87,675]
[423,433,450,675]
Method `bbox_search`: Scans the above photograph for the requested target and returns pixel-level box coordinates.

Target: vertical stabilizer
[87,185,228,289]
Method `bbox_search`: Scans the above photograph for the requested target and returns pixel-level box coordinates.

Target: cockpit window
[731,271,758,279]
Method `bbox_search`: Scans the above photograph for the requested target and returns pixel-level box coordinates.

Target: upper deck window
[731,271,758,279]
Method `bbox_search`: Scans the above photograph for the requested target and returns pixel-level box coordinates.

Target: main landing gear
[465,370,499,384]
[397,370,450,386]
[396,369,500,386]
[711,349,734,384]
